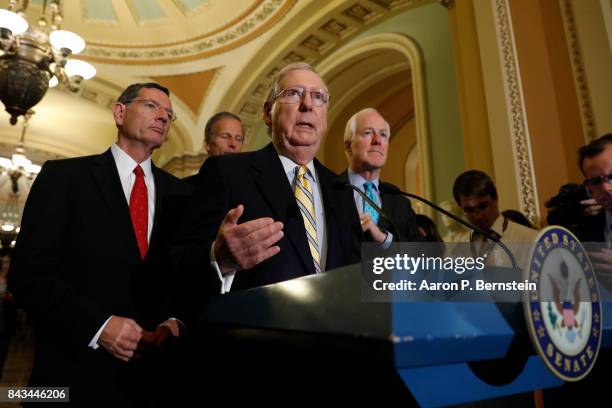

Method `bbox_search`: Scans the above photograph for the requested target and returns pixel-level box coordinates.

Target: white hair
[343,108,390,143]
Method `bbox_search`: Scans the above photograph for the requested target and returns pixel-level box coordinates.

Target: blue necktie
[363,181,381,225]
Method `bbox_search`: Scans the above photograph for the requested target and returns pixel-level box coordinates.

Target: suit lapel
[91,149,140,259]
[252,143,314,274]
[149,164,164,253]
[378,190,392,232]
[339,170,364,242]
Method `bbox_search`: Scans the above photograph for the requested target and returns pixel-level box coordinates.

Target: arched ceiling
[0,0,437,170]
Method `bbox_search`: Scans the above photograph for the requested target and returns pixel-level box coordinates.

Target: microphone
[378,183,518,271]
[333,180,399,241]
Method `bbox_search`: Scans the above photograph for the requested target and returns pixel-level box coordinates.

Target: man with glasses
[572,134,612,242]
[452,170,536,268]
[175,62,352,295]
[8,82,191,406]
[543,133,612,408]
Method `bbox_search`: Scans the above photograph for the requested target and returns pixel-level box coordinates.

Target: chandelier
[0,110,39,247]
[0,0,96,125]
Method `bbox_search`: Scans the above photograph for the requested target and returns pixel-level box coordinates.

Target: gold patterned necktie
[294,165,321,273]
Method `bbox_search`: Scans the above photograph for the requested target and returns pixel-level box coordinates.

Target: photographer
[545,182,602,237]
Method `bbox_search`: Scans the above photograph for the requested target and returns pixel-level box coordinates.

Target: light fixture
[0,0,96,125]
[0,110,40,245]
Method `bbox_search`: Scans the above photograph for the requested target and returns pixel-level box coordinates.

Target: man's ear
[344,139,352,155]
[113,102,125,125]
[263,102,273,127]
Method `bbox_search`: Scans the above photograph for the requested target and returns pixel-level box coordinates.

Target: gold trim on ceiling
[88,0,263,48]
[81,0,295,64]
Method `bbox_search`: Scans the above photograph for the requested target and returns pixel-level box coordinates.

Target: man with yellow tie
[177,62,353,292]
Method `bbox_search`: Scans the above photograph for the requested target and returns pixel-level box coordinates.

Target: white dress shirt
[89,144,156,349]
[212,151,328,293]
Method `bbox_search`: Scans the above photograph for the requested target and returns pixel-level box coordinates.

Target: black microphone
[378,183,518,271]
[333,180,399,241]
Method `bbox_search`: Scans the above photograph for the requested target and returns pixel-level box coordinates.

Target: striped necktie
[294,165,321,273]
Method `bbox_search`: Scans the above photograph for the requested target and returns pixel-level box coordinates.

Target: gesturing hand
[214,205,284,273]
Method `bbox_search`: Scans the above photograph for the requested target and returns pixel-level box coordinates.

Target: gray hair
[117,82,169,104]
[263,62,324,107]
[343,108,390,143]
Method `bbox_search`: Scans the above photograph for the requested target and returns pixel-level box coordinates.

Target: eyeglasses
[127,99,176,122]
[275,87,330,107]
[584,173,612,187]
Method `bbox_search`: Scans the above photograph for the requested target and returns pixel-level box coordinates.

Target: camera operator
[545,183,601,234]
[543,134,612,405]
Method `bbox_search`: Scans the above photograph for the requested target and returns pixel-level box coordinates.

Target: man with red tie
[8,83,191,406]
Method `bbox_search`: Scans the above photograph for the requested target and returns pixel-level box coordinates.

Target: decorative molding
[82,0,296,64]
[342,4,381,23]
[493,0,539,224]
[560,0,597,142]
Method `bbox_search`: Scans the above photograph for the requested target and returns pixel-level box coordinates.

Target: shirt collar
[110,143,153,180]
[277,152,316,182]
[347,167,379,190]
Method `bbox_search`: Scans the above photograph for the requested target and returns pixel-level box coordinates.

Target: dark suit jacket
[176,143,353,292]
[340,171,422,263]
[572,212,605,242]
[183,172,200,187]
[8,149,192,406]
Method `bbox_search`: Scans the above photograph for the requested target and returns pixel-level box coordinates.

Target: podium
[195,264,612,406]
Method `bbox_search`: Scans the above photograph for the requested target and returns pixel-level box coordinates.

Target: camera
[545,183,592,228]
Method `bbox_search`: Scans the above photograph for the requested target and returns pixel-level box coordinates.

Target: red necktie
[130,165,148,259]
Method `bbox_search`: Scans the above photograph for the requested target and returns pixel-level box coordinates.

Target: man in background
[184,112,244,185]
[452,170,537,270]
[340,108,421,262]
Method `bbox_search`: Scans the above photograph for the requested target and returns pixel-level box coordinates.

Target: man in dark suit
[543,134,612,406]
[178,62,352,292]
[8,83,191,406]
[340,108,421,262]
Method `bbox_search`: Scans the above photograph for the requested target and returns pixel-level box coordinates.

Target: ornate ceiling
[0,0,434,172]
[26,0,295,63]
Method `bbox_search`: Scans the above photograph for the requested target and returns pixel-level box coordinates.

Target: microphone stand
[338,182,400,242]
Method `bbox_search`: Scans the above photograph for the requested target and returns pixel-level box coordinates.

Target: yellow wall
[510,0,585,222]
